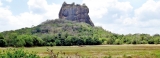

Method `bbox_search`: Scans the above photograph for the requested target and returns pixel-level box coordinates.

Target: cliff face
[59,2,94,26]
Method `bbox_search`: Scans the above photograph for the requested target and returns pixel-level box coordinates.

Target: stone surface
[59,2,94,26]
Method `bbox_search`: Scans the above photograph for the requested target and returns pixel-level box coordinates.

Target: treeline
[1,32,160,47]
[0,33,102,47]
[0,19,160,47]
[103,33,160,45]
[0,33,43,47]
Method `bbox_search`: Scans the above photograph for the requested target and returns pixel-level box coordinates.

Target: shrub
[0,48,40,58]
[0,39,7,47]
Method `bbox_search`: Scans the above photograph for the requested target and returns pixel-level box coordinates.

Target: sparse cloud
[0,1,2,6]
[6,0,12,3]
[82,0,133,19]
[27,0,60,19]
[83,0,160,35]
[0,0,60,32]
[0,0,160,35]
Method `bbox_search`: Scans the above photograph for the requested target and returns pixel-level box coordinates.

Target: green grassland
[1,45,160,58]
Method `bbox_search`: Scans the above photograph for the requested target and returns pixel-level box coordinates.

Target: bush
[0,39,7,47]
[0,48,40,58]
[114,39,121,45]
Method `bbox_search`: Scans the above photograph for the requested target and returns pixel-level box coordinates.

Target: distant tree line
[102,33,160,45]
[0,33,103,47]
[1,32,160,47]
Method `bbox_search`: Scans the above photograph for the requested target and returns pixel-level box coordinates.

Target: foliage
[0,39,7,47]
[0,19,160,47]
[0,48,40,58]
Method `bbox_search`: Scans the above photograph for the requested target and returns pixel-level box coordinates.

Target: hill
[0,19,115,47]
[1,19,160,47]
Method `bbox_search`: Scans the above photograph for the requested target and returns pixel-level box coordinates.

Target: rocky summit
[59,2,94,26]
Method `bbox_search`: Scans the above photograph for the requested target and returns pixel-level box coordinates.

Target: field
[1,45,160,58]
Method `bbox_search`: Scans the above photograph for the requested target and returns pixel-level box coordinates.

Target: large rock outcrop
[59,2,94,26]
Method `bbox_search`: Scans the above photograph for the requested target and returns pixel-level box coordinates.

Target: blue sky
[0,0,160,35]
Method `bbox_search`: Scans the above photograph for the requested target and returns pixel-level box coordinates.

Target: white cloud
[87,0,160,35]
[0,5,13,31]
[6,0,12,3]
[0,1,2,6]
[82,0,133,19]
[27,0,48,14]
[0,0,60,32]
[0,7,12,18]
[9,12,44,28]
[27,0,60,18]
[133,0,160,28]
[135,0,160,20]
[44,3,60,19]
[82,0,136,34]
[125,0,160,34]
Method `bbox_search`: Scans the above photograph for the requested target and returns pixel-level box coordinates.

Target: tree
[93,37,102,45]
[85,36,92,45]
[153,34,160,37]
[114,39,121,45]
[64,36,72,46]
[153,36,160,44]
[106,38,114,44]
[7,33,18,46]
[0,33,6,47]
[148,38,154,44]
[140,40,148,44]
[76,38,84,45]
[23,35,34,47]
[32,36,44,46]
[14,35,26,47]
[55,39,61,46]
[70,36,78,45]
[0,33,4,39]
[0,39,6,47]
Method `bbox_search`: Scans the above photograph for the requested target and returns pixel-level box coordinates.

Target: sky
[0,0,160,35]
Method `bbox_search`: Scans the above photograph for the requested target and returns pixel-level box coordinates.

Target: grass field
[1,45,160,58]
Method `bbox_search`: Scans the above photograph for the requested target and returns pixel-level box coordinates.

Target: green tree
[32,36,44,46]
[55,39,61,46]
[85,36,93,45]
[140,40,148,44]
[0,33,6,47]
[148,38,154,44]
[106,38,114,44]
[0,33,4,39]
[93,37,102,45]
[153,36,160,44]
[7,33,18,46]
[65,36,72,46]
[114,39,121,45]
[14,35,26,47]
[22,35,34,47]
[0,39,6,47]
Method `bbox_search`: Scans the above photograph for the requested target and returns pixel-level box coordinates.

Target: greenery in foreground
[1,45,160,58]
[0,48,40,58]
[0,48,113,58]
[0,19,160,47]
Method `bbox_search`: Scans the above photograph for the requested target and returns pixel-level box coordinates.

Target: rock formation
[59,2,94,26]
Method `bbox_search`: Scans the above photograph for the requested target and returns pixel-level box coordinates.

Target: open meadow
[1,45,160,58]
